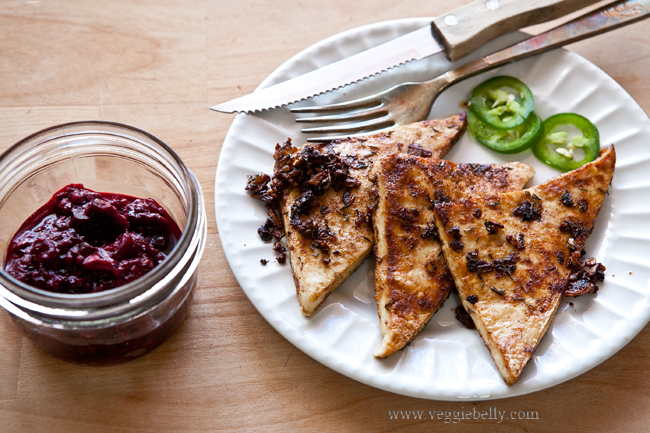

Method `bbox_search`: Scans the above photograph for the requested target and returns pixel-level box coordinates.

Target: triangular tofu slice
[372,154,535,358]
[433,146,616,385]
[279,114,467,315]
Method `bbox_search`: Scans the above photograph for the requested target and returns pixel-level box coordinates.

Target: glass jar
[0,121,206,365]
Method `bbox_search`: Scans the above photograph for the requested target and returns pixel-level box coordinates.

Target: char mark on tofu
[468,163,492,176]
[406,143,433,158]
[395,207,420,232]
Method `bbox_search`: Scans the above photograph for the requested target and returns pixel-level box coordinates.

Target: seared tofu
[281,114,467,315]
[433,146,616,385]
[372,154,534,358]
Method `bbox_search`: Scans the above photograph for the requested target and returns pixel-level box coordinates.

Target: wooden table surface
[1,1,649,431]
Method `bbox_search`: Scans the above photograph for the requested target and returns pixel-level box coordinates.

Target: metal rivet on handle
[485,0,500,10]
[444,14,459,26]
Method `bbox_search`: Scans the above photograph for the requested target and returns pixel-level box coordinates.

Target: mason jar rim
[0,120,204,321]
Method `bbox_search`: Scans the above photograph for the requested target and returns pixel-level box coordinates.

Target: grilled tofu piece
[372,155,535,358]
[433,146,616,385]
[280,114,467,316]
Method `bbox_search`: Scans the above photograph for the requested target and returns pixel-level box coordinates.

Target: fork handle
[432,0,596,61]
[442,0,650,86]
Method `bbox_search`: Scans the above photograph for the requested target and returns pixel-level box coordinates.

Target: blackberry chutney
[5,184,182,294]
[0,121,206,366]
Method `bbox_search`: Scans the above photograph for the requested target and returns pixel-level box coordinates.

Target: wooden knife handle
[441,0,650,88]
[431,0,596,61]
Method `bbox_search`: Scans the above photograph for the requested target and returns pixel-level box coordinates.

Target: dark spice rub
[246,138,361,240]
[269,115,470,316]
[465,250,520,278]
[5,184,181,294]
[506,233,525,250]
[565,257,606,297]
[485,220,504,234]
[466,250,494,274]
[512,198,542,222]
[560,189,574,207]
[455,305,476,329]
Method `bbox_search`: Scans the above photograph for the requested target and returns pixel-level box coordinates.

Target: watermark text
[387,407,539,423]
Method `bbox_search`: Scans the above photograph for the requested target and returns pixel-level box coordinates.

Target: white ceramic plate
[215,18,650,400]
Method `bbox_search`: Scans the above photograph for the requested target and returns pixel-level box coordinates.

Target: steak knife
[211,0,595,113]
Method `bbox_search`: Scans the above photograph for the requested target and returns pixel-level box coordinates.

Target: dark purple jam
[5,184,182,294]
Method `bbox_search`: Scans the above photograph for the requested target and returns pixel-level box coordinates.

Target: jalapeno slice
[468,110,541,154]
[532,113,600,172]
[469,76,535,131]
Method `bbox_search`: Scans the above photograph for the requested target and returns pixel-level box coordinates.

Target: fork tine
[290,95,382,113]
[295,105,388,124]
[300,115,394,135]
[306,126,395,142]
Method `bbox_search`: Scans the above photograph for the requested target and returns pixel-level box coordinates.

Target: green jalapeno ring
[469,76,535,131]
[468,110,542,154]
[532,113,600,172]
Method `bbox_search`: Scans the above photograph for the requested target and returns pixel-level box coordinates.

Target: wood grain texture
[0,0,649,432]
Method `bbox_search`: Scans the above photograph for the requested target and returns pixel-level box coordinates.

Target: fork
[292,0,650,141]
